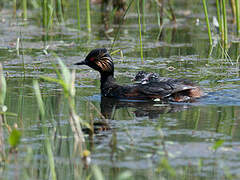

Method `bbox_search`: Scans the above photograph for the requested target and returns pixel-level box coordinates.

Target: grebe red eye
[90,57,95,61]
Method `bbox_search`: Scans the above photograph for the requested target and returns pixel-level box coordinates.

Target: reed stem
[13,0,17,17]
[33,80,56,180]
[137,0,144,63]
[202,0,213,46]
[168,0,176,23]
[110,0,134,51]
[77,0,81,29]
[56,0,64,23]
[0,64,6,107]
[42,0,48,30]
[86,0,91,33]
[219,0,225,43]
[236,0,240,35]
[142,0,146,32]
[216,0,223,34]
[222,0,228,47]
[22,0,27,19]
[231,0,236,24]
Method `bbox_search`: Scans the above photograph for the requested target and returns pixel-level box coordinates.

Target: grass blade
[202,0,213,46]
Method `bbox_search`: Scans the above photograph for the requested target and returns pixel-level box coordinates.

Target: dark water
[1,1,240,179]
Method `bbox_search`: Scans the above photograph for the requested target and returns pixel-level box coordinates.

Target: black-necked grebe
[75,48,203,102]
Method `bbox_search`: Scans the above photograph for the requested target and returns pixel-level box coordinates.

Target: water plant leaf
[110,49,121,55]
[0,63,6,106]
[211,139,224,151]
[40,76,66,88]
[157,157,176,177]
[51,60,62,80]
[116,171,133,180]
[58,59,71,85]
[8,129,21,148]
[33,80,45,117]
[92,165,104,180]
[0,111,17,116]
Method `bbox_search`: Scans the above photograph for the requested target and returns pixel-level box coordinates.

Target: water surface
[0,1,240,179]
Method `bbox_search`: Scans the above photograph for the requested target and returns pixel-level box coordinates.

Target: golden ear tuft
[96,57,113,72]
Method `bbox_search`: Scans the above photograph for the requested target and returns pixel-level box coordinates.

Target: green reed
[222,0,228,47]
[230,0,236,23]
[77,0,81,29]
[86,0,91,33]
[0,64,6,108]
[56,0,64,23]
[40,58,87,147]
[33,80,57,180]
[41,0,63,28]
[168,0,176,23]
[137,0,144,63]
[1,64,21,156]
[215,0,230,47]
[202,0,213,46]
[22,0,27,19]
[41,0,54,39]
[110,0,134,51]
[216,0,223,39]
[236,0,240,35]
[48,0,54,29]
[141,0,146,32]
[42,0,48,29]
[13,0,16,17]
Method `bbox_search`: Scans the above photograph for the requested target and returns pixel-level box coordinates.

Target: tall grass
[0,63,6,159]
[77,0,81,29]
[22,0,27,19]
[0,64,6,108]
[236,0,240,35]
[13,0,17,17]
[86,0,91,33]
[33,80,57,180]
[216,0,223,38]
[137,0,144,63]
[110,0,134,51]
[56,0,64,23]
[202,0,213,46]
[222,0,228,47]
[141,0,146,32]
[40,58,87,147]
[42,0,48,30]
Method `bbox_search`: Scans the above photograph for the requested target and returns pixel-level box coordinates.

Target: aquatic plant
[22,0,27,19]
[86,0,91,32]
[236,0,240,35]
[56,0,64,23]
[222,0,228,47]
[41,61,85,142]
[202,0,213,46]
[77,0,81,29]
[33,80,57,180]
[110,0,134,51]
[137,0,144,63]
[0,64,6,109]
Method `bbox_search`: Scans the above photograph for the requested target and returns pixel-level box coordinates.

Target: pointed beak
[74,60,86,65]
